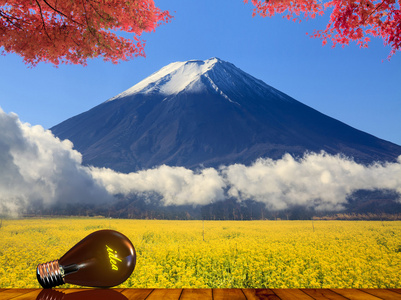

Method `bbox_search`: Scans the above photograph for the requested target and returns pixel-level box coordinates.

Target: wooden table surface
[0,288,400,300]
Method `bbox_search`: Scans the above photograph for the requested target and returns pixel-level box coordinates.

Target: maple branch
[0,0,170,65]
[81,1,94,35]
[81,0,108,49]
[362,0,386,24]
[71,36,81,47]
[86,0,113,23]
[41,0,84,26]
[0,10,23,29]
[35,0,53,42]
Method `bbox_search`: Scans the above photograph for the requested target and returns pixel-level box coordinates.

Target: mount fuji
[51,58,401,173]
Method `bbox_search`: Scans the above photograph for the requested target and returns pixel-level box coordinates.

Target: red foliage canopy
[0,0,172,66]
[245,0,400,58]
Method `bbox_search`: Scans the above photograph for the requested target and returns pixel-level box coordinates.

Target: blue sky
[1,0,400,145]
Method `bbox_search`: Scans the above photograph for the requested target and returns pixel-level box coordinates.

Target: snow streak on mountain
[51,58,401,173]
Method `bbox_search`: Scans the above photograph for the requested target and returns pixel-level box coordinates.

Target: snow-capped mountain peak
[107,57,295,105]
[108,58,223,101]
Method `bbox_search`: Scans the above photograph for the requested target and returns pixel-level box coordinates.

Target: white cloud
[0,107,400,215]
[91,165,226,206]
[222,153,401,211]
[0,108,112,215]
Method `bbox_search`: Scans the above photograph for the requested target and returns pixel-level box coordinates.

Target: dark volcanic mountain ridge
[51,58,401,173]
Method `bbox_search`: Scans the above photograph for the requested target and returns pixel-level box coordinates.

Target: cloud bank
[1,108,400,215]
[222,154,401,211]
[0,108,113,215]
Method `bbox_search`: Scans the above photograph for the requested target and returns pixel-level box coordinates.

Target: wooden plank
[56,288,87,294]
[111,289,126,293]
[272,289,314,300]
[33,288,130,300]
[301,289,349,300]
[8,290,42,300]
[179,289,212,299]
[146,289,183,300]
[242,288,280,300]
[36,289,66,299]
[121,288,153,300]
[1,288,400,299]
[331,289,382,300]
[361,289,401,300]
[213,289,246,300]
[55,288,124,292]
[0,289,37,300]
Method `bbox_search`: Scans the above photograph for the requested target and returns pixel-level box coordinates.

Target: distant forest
[22,189,401,221]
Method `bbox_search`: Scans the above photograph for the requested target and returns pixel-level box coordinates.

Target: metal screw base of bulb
[37,260,65,288]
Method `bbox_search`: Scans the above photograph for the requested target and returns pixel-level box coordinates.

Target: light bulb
[36,230,136,288]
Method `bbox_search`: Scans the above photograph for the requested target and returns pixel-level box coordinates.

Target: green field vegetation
[0,218,400,288]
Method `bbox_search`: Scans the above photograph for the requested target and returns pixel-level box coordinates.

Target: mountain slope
[51,58,401,172]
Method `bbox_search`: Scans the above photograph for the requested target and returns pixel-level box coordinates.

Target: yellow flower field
[0,218,400,288]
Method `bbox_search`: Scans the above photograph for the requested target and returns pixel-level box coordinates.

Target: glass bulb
[36,230,136,288]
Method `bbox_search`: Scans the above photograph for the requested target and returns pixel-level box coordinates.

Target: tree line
[22,189,401,220]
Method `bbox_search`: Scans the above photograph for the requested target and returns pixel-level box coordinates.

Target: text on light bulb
[106,245,122,271]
